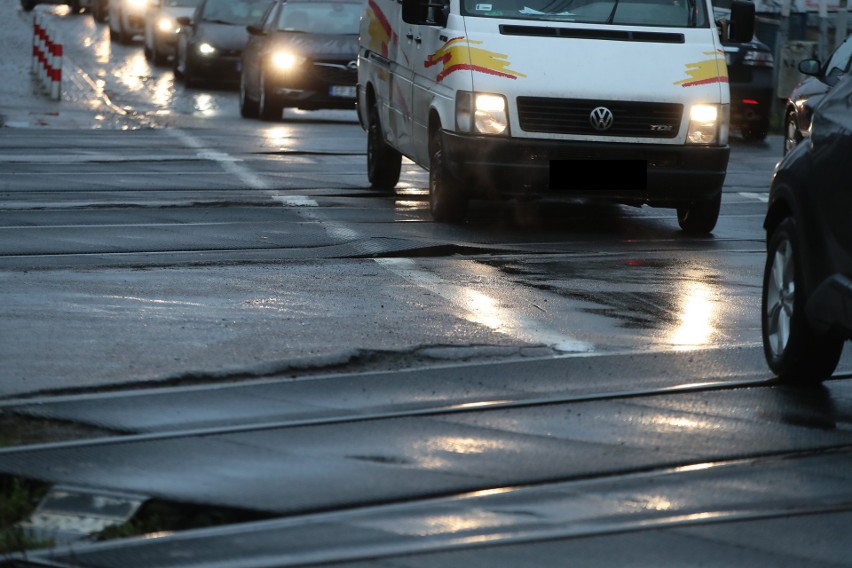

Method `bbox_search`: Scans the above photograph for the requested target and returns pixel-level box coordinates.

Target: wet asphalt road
[1,3,852,567]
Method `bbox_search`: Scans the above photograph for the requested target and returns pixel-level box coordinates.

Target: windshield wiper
[605,0,619,23]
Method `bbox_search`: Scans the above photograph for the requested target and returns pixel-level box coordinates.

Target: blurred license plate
[330,86,356,98]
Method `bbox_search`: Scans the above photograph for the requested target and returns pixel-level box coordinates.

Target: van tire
[676,191,720,234]
[429,129,467,223]
[367,104,401,190]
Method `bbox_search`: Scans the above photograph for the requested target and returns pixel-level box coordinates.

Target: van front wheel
[676,191,721,234]
[367,104,401,191]
[429,129,467,223]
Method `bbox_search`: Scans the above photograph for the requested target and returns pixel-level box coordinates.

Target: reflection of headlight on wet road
[157,17,176,33]
[671,281,716,349]
[271,51,306,71]
[197,42,216,56]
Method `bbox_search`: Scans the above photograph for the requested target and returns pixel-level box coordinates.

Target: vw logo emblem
[347,60,358,71]
[590,107,614,131]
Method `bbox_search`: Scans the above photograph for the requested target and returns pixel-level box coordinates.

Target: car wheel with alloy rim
[761,216,844,383]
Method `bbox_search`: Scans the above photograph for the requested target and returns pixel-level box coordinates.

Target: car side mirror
[176,16,192,26]
[798,58,821,76]
[246,24,264,35]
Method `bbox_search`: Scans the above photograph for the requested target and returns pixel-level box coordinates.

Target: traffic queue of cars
[79,0,360,120]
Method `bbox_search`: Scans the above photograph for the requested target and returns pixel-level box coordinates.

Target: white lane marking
[271,195,319,207]
[165,132,593,353]
[375,258,594,354]
[739,192,769,203]
[167,130,271,190]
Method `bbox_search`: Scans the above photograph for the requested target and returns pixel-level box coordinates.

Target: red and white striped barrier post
[31,13,62,101]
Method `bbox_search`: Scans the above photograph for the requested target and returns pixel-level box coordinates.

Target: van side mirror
[402,0,448,26]
[728,0,755,43]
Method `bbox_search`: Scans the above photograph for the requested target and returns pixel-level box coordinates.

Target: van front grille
[517,97,683,138]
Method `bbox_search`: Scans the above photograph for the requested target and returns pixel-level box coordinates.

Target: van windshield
[461,0,708,27]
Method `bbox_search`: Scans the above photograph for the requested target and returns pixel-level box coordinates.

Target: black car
[723,35,774,141]
[713,7,774,142]
[173,0,274,87]
[783,33,852,155]
[239,0,361,120]
[761,72,852,384]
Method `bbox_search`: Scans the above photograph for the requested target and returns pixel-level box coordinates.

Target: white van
[357,0,755,233]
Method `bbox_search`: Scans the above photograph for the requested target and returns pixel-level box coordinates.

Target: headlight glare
[271,51,306,70]
[197,42,216,56]
[157,17,175,33]
[687,103,725,144]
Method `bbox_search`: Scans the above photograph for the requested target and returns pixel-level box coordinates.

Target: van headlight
[456,92,509,136]
[687,103,728,145]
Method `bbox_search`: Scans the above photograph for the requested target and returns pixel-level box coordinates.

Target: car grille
[312,62,356,84]
[517,97,683,138]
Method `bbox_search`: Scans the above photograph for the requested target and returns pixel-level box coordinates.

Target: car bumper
[729,68,774,127]
[190,55,242,83]
[440,131,728,205]
[267,66,357,110]
[807,274,852,337]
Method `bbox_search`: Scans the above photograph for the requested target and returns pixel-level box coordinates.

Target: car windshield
[201,0,271,24]
[461,0,708,27]
[276,1,362,33]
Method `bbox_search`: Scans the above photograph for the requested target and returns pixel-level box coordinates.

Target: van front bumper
[441,131,729,206]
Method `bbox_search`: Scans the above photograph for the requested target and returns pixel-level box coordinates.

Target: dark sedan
[173,0,274,87]
[783,33,852,155]
[761,72,852,384]
[239,0,361,120]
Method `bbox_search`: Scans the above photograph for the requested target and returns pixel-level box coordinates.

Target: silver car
[144,0,203,65]
[108,0,148,44]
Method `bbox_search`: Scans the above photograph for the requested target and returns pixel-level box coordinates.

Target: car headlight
[197,42,216,56]
[271,51,306,71]
[455,92,509,136]
[743,50,774,67]
[127,0,147,8]
[687,103,727,145]
[157,16,176,33]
